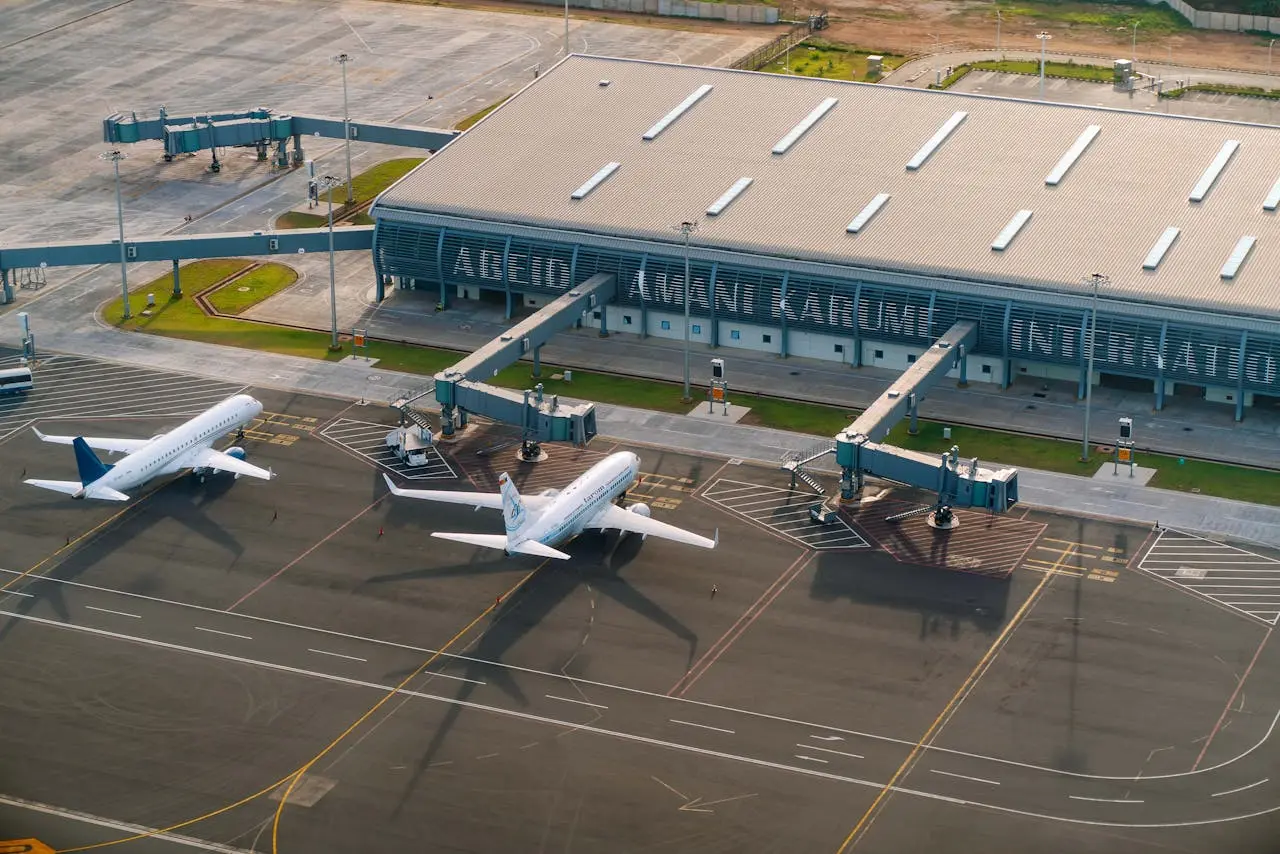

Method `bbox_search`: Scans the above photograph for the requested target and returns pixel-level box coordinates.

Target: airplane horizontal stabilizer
[24,479,130,501]
[508,539,572,560]
[430,531,571,560]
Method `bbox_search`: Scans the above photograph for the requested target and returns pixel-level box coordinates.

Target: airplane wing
[594,504,717,550]
[382,474,549,511]
[188,447,274,480]
[31,427,150,455]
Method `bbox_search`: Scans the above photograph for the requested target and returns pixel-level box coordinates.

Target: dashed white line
[308,648,367,662]
[795,754,829,764]
[810,734,844,742]
[931,769,1000,786]
[0,590,33,598]
[193,626,252,640]
[796,744,863,760]
[669,719,735,735]
[1068,795,1144,803]
[546,694,608,710]
[1211,778,1268,797]
[85,606,141,619]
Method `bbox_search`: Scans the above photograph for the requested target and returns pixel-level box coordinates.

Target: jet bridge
[103,107,458,170]
[786,320,1019,525]
[430,273,617,452]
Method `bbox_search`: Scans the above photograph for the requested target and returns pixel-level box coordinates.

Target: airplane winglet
[382,472,403,496]
[31,426,47,441]
[713,527,719,547]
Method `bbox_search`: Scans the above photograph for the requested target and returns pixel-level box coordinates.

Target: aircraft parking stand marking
[318,418,456,480]
[701,479,869,550]
[1139,529,1280,625]
[850,498,1046,578]
[1022,540,1124,584]
[0,355,247,442]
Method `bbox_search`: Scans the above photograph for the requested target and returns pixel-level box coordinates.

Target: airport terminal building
[370,55,1280,419]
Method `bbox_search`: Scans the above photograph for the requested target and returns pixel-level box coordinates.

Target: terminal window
[623,315,633,325]
[660,320,671,330]
[874,349,884,358]
[762,334,772,344]
[692,324,702,335]
[593,311,601,320]
[834,344,844,353]
[907,354,917,363]
[731,330,741,340]
[981,364,992,374]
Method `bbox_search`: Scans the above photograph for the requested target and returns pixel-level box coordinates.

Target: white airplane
[382,451,716,560]
[24,393,274,501]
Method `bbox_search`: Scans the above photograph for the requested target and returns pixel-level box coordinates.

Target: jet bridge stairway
[391,382,436,434]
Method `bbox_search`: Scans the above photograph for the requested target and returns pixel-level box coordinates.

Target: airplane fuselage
[521,451,640,548]
[88,394,263,495]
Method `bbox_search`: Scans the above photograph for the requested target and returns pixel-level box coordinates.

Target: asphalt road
[2,382,1280,852]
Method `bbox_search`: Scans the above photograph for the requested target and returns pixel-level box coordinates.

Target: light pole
[1036,31,1052,100]
[100,149,131,320]
[564,0,569,56]
[996,9,1002,53]
[1080,272,1108,463]
[1131,21,1139,64]
[316,175,346,350]
[333,53,354,205]
[1269,38,1276,78]
[673,220,698,403]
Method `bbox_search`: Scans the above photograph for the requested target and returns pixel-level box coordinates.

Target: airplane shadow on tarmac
[809,550,1012,638]
[0,471,245,644]
[365,473,699,818]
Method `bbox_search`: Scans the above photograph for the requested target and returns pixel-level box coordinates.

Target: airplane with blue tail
[382,451,716,560]
[24,393,274,501]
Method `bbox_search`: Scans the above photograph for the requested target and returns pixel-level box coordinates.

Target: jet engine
[627,503,651,517]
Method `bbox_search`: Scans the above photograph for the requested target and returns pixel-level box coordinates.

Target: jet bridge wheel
[927,505,959,531]
[516,439,548,464]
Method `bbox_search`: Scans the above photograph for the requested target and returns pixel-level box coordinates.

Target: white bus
[0,366,34,394]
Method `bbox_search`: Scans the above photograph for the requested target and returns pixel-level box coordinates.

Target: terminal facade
[374,221,1279,420]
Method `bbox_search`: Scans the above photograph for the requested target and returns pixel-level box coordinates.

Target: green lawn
[345,158,423,205]
[989,1,1189,35]
[971,59,1114,83]
[761,43,902,82]
[205,263,298,315]
[456,96,512,131]
[100,262,1280,506]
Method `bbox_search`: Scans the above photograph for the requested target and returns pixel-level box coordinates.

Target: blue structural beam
[433,273,617,444]
[846,321,976,443]
[0,227,373,273]
[104,108,457,155]
[832,319,1019,512]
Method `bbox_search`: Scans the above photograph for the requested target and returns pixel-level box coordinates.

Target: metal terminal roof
[376,55,1280,322]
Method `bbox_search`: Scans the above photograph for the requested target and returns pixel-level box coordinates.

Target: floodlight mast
[101,149,131,320]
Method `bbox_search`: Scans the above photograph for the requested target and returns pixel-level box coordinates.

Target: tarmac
[4,379,1280,853]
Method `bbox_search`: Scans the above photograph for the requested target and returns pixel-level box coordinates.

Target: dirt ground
[402,0,1280,74]
[821,0,1277,72]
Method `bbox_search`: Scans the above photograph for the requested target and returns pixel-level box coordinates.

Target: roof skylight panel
[1220,235,1256,280]
[570,162,620,200]
[1142,227,1180,271]
[772,97,838,155]
[846,193,891,233]
[1263,175,1280,211]
[1189,140,1240,203]
[991,210,1032,251]
[642,84,713,141]
[1045,125,1101,186]
[905,111,967,171]
[706,177,753,216]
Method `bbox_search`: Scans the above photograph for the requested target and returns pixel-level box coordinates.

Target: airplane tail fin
[498,473,528,540]
[72,437,112,486]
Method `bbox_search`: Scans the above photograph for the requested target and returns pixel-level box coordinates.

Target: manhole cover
[1174,566,1207,579]
[368,375,381,381]
[237,286,250,292]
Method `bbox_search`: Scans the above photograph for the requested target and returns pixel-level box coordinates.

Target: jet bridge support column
[1,268,11,305]
[172,259,182,297]
[532,345,542,378]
